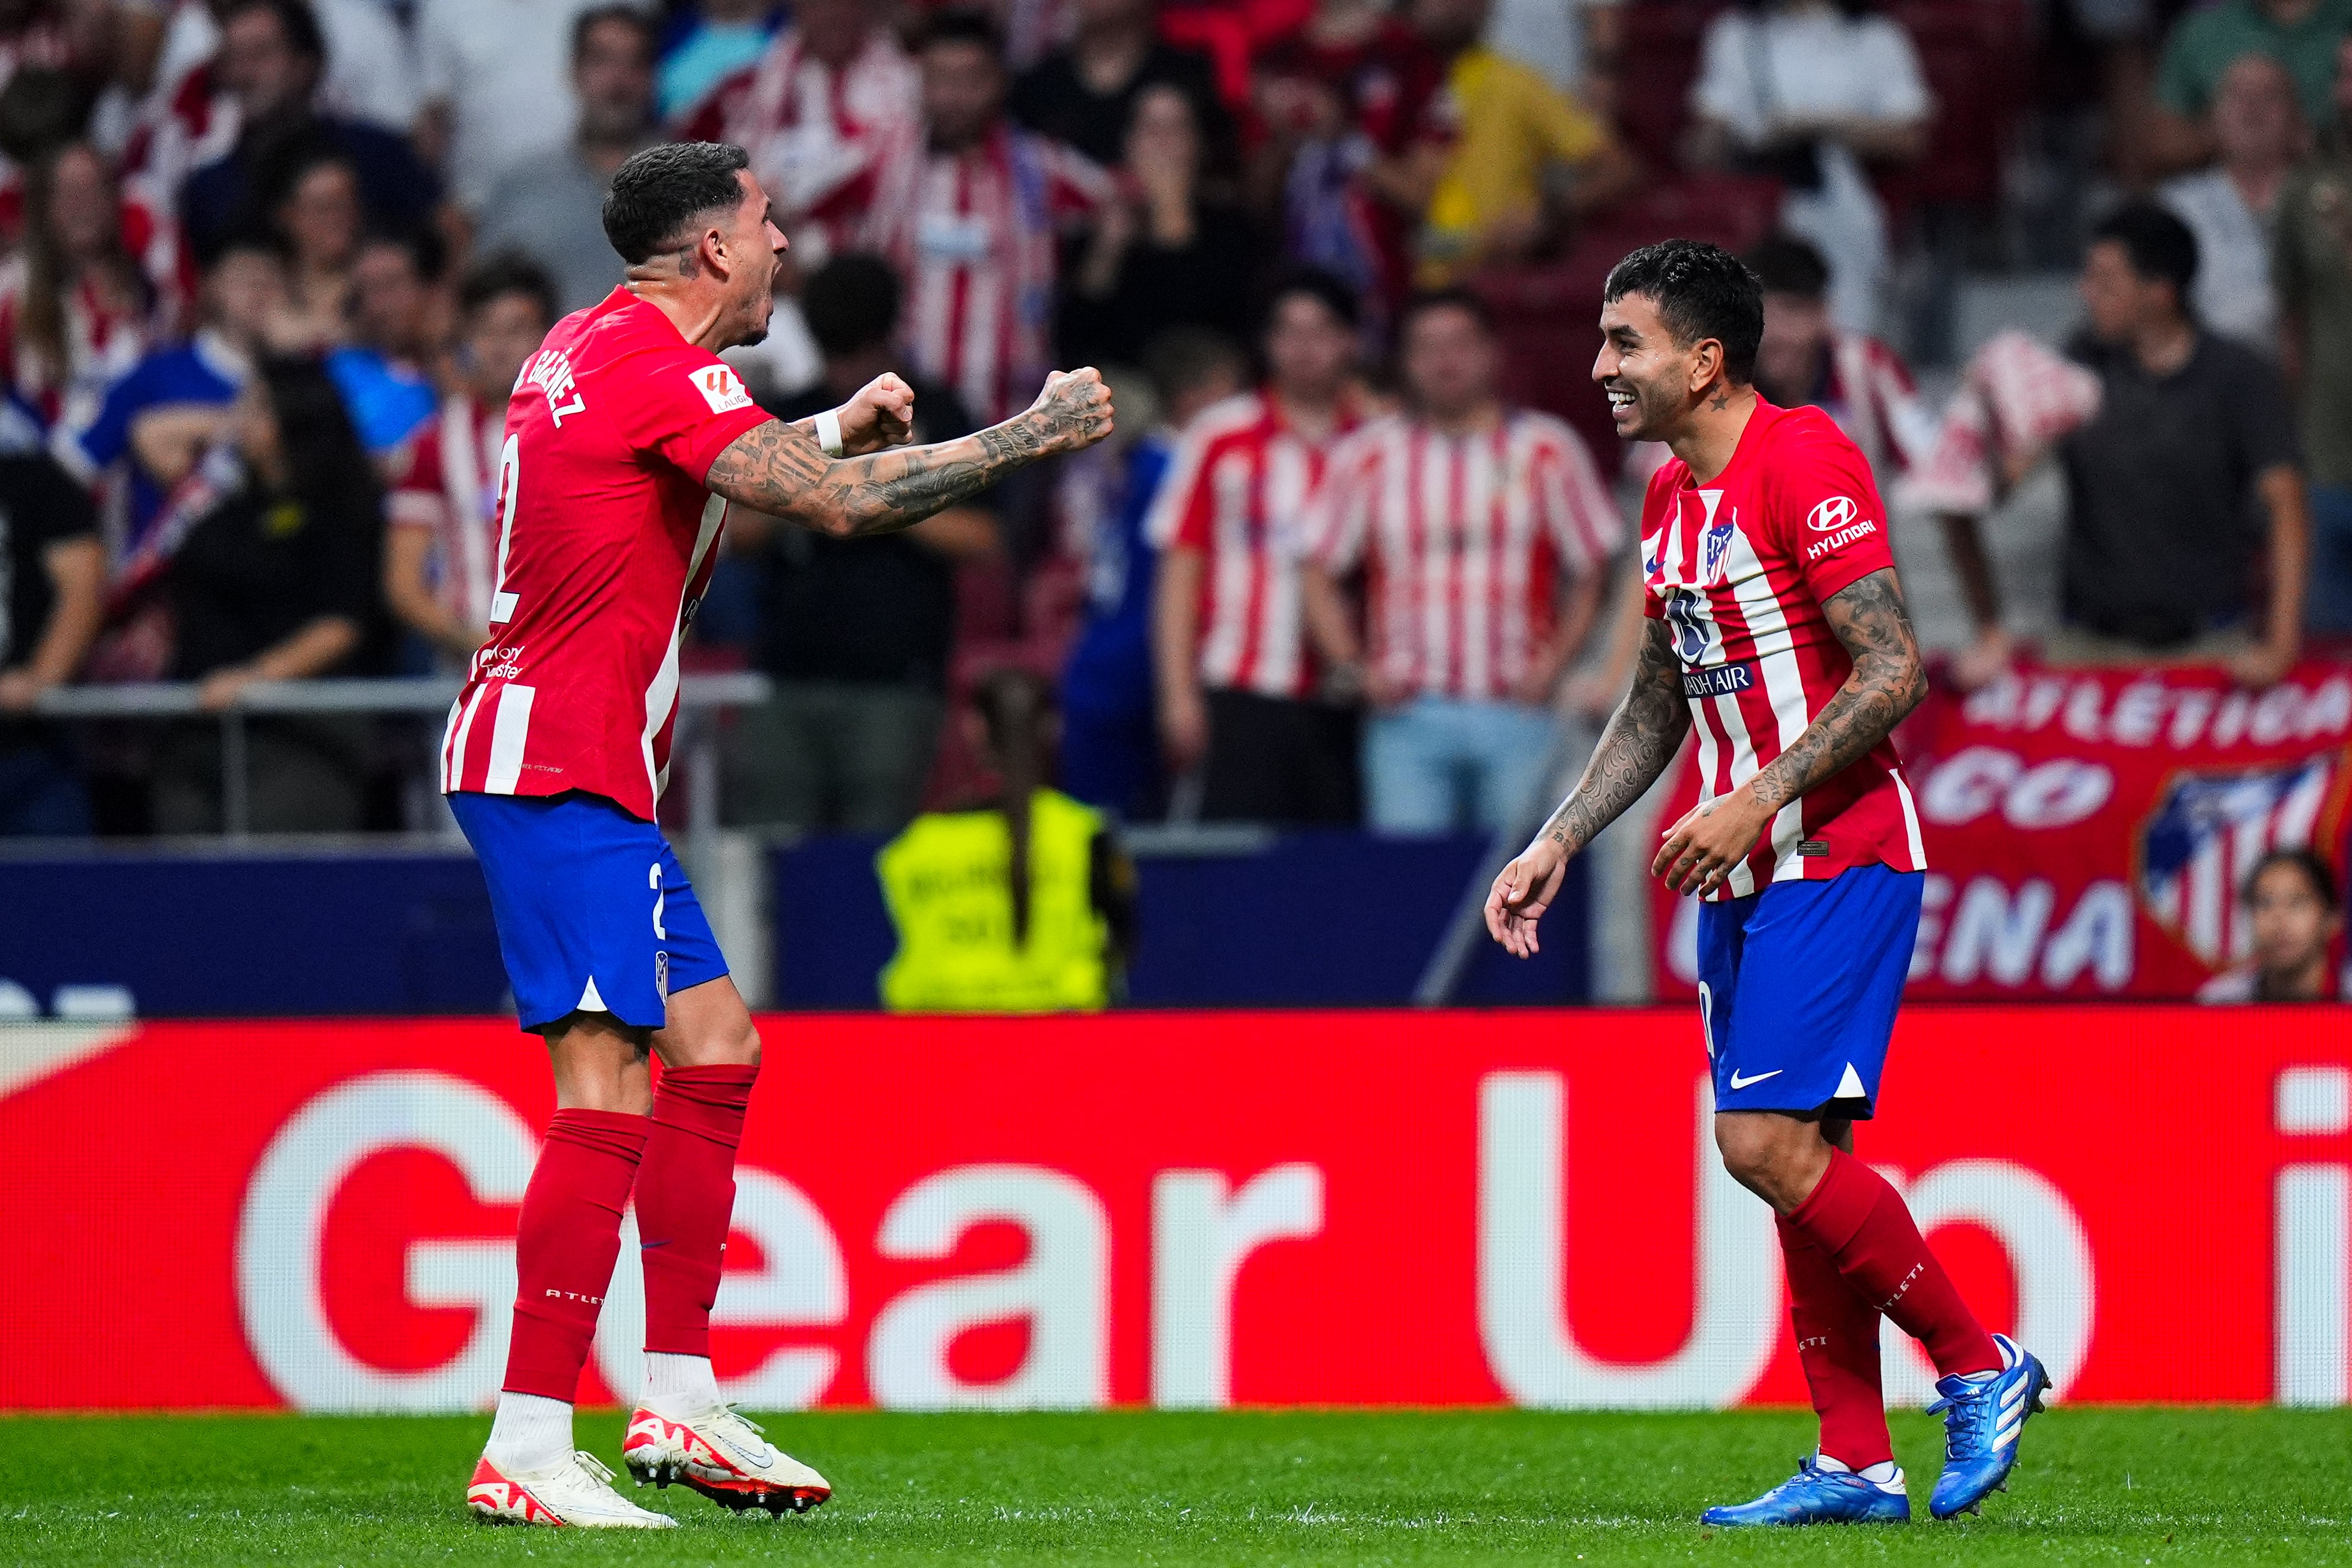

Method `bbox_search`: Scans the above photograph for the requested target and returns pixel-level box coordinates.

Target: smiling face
[1593,291,1708,444]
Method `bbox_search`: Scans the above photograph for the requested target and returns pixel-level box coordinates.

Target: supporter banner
[1654,661,2352,1000]
[1,1009,2345,1412]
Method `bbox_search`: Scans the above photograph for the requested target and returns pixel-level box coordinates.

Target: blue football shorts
[450,790,728,1032]
[1695,862,1924,1119]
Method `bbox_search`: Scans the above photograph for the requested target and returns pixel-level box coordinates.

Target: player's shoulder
[1504,406,1594,458]
[1754,401,1873,486]
[1183,390,1270,450]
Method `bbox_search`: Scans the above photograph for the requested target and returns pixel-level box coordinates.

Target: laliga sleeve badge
[691,364,753,414]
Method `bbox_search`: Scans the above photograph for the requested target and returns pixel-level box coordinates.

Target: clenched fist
[835,373,916,455]
[1028,367,1116,455]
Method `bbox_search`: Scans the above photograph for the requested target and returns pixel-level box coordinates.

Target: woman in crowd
[266,147,365,348]
[151,356,385,833]
[0,139,172,434]
[2199,848,2346,1003]
[1686,0,1930,335]
[1060,81,1262,370]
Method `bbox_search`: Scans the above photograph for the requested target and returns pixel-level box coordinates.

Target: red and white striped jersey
[389,391,504,641]
[1146,389,1361,699]
[0,193,189,433]
[439,289,773,819]
[862,123,1109,424]
[1640,397,1926,900]
[1306,409,1619,701]
[672,25,918,260]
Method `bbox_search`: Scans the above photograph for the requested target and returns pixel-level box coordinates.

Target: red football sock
[1777,1213,1892,1469]
[502,1108,648,1401]
[633,1063,758,1358]
[1786,1147,2001,1379]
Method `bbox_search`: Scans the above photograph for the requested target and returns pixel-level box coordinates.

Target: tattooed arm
[1649,566,1925,896]
[705,369,1114,538]
[1486,615,1690,957]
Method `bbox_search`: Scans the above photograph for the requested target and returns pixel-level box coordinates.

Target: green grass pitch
[2,1407,2346,1565]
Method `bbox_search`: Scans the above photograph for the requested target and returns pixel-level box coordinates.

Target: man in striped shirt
[1487,240,2046,1528]
[1150,269,1365,822]
[863,10,1111,426]
[1301,287,1621,833]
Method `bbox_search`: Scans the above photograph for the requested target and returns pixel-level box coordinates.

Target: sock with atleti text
[1785,1146,2002,1380]
[633,1063,759,1394]
[500,1108,649,1403]
[1776,1212,1894,1471]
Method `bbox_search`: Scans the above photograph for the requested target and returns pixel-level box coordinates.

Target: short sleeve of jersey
[1771,416,1896,605]
[604,347,777,480]
[1144,423,1217,552]
[388,414,445,527]
[1304,431,1375,571]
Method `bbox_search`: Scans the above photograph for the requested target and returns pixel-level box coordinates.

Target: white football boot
[623,1405,832,1515]
[467,1450,677,1528]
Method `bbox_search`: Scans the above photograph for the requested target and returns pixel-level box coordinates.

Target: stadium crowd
[0,0,2343,841]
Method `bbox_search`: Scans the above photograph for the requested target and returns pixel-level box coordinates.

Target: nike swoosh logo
[1728,1069,1783,1089]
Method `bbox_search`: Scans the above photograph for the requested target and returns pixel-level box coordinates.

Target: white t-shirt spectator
[1692,5,1930,336]
[418,0,638,209]
[2161,169,2279,355]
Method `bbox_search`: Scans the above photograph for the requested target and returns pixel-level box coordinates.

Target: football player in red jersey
[1485,241,2046,1528]
[453,141,1112,1529]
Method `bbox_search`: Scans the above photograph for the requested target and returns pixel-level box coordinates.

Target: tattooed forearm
[1541,618,1692,854]
[1746,568,1926,812]
[706,372,1109,538]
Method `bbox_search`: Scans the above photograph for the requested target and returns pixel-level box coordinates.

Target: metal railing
[32,674,772,854]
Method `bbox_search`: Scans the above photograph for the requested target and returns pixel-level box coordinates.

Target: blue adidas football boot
[1699,1454,1911,1527]
[1926,1333,2050,1519]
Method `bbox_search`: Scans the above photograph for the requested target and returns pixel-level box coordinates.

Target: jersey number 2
[487,433,522,625]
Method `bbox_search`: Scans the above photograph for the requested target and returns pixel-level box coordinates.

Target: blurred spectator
[1302,288,1618,834]
[1152,271,1364,824]
[152,356,385,832]
[1410,0,1633,285]
[1688,0,1930,336]
[323,228,442,457]
[2150,0,2350,173]
[0,139,174,438]
[723,253,1002,832]
[655,0,778,123]
[384,253,555,667]
[1248,0,1446,314]
[58,234,284,551]
[2161,52,2306,353]
[878,667,1134,1012]
[2198,847,2345,1000]
[1746,234,1933,478]
[1009,0,1235,174]
[178,0,441,263]
[2278,37,2352,631]
[1940,204,2307,689]
[864,10,1110,425]
[672,0,916,267]
[1060,332,1243,820]
[414,0,643,211]
[1484,0,1623,112]
[1061,81,1263,369]
[476,5,657,316]
[265,146,358,345]
[0,447,102,834]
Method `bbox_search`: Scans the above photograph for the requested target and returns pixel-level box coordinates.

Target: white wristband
[814,408,844,458]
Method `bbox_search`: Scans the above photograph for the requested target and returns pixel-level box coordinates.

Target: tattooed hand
[1026,367,1116,456]
[705,367,1114,539]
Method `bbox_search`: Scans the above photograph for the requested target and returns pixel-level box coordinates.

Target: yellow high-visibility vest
[875,789,1111,1013]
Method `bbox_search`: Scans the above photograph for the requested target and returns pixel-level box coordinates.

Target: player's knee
[1713,1113,1800,1193]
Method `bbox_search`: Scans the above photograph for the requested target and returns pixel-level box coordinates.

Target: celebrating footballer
[1487,240,2048,1528]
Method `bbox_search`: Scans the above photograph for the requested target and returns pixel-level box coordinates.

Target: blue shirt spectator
[656,0,782,121]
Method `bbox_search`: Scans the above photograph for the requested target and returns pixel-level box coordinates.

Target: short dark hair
[208,228,286,270]
[571,2,655,62]
[1603,239,1764,384]
[1743,234,1830,301]
[219,0,326,64]
[1260,265,1360,335]
[1396,285,1494,340]
[602,142,749,265]
[2246,846,2339,910]
[2090,200,2199,305]
[460,250,559,326]
[919,7,1007,57]
[1142,326,1245,407]
[800,253,901,357]
[358,225,445,284]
